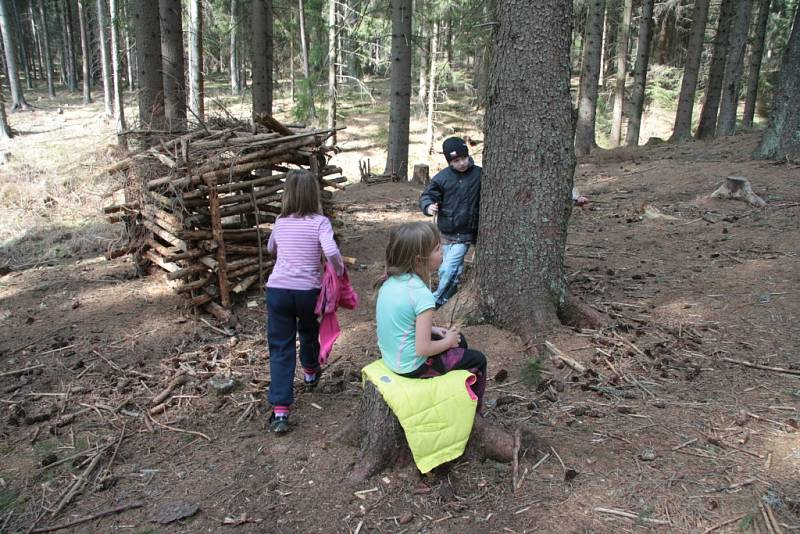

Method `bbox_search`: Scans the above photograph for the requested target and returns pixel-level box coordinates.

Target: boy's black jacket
[419,158,482,242]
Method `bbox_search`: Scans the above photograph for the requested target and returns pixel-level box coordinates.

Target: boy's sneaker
[269,413,290,434]
[303,370,321,390]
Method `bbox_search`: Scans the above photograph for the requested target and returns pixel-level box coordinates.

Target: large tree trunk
[109,0,127,147]
[28,2,43,83]
[0,88,13,138]
[0,0,30,110]
[479,0,576,333]
[188,0,204,123]
[251,0,273,120]
[609,0,632,147]
[742,0,772,129]
[624,0,654,146]
[424,21,437,155]
[77,0,91,103]
[62,0,78,92]
[696,0,734,140]
[11,0,32,89]
[754,4,800,161]
[229,0,241,95]
[717,0,753,136]
[133,0,165,132]
[297,0,316,120]
[670,0,710,141]
[383,0,412,179]
[574,0,605,156]
[417,16,428,108]
[37,0,55,97]
[122,0,135,91]
[96,0,114,117]
[327,0,337,145]
[159,0,186,131]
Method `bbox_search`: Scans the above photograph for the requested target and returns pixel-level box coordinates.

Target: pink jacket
[315,262,359,364]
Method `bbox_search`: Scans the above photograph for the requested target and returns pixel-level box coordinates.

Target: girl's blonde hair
[281,169,321,217]
[375,221,440,289]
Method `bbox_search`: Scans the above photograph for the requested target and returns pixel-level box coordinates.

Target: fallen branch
[543,341,587,374]
[593,507,671,525]
[151,373,189,406]
[32,502,143,533]
[0,364,44,378]
[701,513,748,534]
[721,357,800,377]
[51,445,110,517]
[146,412,212,441]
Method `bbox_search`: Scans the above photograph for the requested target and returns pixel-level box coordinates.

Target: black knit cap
[442,137,469,163]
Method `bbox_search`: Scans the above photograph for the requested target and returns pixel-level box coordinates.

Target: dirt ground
[1,101,800,534]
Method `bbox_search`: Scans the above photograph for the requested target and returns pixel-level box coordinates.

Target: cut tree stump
[346,381,518,483]
[412,163,430,186]
[711,176,767,207]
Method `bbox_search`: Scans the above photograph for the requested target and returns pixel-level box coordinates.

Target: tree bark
[696,0,734,140]
[717,0,753,136]
[383,0,412,179]
[109,0,127,147]
[11,0,32,89]
[37,0,55,97]
[575,0,605,156]
[424,21,437,155]
[63,0,78,91]
[133,0,165,132]
[251,0,273,120]
[754,4,800,161]
[742,0,772,128]
[297,0,316,119]
[625,0,654,146]
[122,0,134,91]
[670,0,710,141]
[188,0,204,123]
[656,8,670,65]
[96,0,114,117]
[327,0,337,145]
[417,16,428,108]
[479,0,576,333]
[77,0,91,103]
[0,87,13,138]
[0,0,30,110]
[609,0,632,147]
[28,2,43,82]
[229,0,241,95]
[159,0,186,131]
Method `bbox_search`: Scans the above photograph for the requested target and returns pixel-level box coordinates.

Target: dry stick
[151,373,188,406]
[6,326,69,356]
[760,503,779,534]
[544,341,587,374]
[721,357,800,377]
[530,453,550,471]
[701,513,748,534]
[765,504,783,534]
[31,502,143,533]
[38,445,104,471]
[0,364,45,378]
[105,422,127,474]
[250,186,265,286]
[593,508,671,525]
[146,412,211,441]
[51,445,110,517]
[511,429,522,491]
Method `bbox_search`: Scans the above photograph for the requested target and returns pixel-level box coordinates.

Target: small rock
[151,501,199,524]
[398,511,414,524]
[493,369,509,383]
[638,448,657,461]
[616,405,635,414]
[208,374,238,395]
[495,395,516,407]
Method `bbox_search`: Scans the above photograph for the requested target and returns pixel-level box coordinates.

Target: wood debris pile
[103,117,345,323]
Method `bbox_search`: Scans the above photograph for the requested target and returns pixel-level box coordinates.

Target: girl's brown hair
[374,221,440,289]
[281,169,321,217]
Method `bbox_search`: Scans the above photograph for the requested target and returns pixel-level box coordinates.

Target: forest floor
[1,82,799,533]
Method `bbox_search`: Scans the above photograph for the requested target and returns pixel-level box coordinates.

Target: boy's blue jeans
[266,287,321,407]
[433,242,470,307]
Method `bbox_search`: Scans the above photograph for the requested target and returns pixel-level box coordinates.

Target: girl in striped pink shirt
[265,170,344,434]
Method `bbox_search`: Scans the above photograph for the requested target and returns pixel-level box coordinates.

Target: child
[265,170,344,434]
[419,137,481,308]
[375,221,487,412]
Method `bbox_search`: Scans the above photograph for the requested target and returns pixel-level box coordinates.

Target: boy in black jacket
[419,137,481,308]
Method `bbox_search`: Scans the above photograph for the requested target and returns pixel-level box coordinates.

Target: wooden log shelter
[103,117,346,323]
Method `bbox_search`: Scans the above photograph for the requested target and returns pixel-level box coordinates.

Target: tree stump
[412,163,430,186]
[346,381,518,483]
[711,176,767,207]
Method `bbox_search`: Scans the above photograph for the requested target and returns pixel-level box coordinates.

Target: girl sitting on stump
[374,221,487,412]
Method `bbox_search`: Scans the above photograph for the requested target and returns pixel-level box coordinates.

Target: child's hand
[427,203,439,216]
[575,195,588,206]
[443,327,461,348]
[431,326,447,338]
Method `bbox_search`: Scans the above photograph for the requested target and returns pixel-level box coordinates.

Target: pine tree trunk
[122,0,134,91]
[717,0,753,136]
[610,0,632,147]
[37,0,55,97]
[29,2,43,82]
[383,0,412,179]
[0,88,13,138]
[327,0,337,144]
[0,0,30,110]
[229,0,241,95]
[424,21,437,155]
[298,0,316,120]
[696,0,734,140]
[63,0,78,91]
[598,3,607,87]
[479,0,576,333]
[251,0,273,119]
[289,11,295,103]
[109,0,126,147]
[743,0,771,128]
[670,0,710,141]
[575,0,605,156]
[77,0,91,103]
[417,18,428,108]
[11,0,32,89]
[625,0,654,146]
[96,0,114,117]
[160,0,186,130]
[133,0,165,132]
[754,4,800,160]
[188,0,204,123]
[656,9,670,65]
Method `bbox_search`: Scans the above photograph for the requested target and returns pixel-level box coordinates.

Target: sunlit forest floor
[1,77,798,533]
